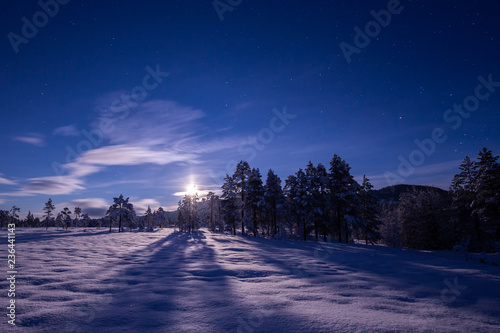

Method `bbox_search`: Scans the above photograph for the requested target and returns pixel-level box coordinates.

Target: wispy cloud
[0,176,16,186]
[133,198,161,215]
[53,125,79,137]
[55,198,109,218]
[5,99,245,199]
[22,176,84,195]
[75,145,197,166]
[14,133,45,147]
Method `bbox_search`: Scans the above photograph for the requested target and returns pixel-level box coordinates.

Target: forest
[2,147,499,254]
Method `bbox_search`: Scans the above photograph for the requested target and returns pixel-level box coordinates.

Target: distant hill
[374,184,449,203]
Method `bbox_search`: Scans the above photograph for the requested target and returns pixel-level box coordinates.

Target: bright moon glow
[186,184,197,195]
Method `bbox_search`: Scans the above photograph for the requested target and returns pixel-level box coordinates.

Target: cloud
[0,176,16,186]
[53,125,79,137]
[55,198,110,218]
[4,99,245,199]
[14,133,45,147]
[132,198,161,215]
[76,145,197,166]
[97,100,205,145]
[22,176,85,195]
[0,174,85,197]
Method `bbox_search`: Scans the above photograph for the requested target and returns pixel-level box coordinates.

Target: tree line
[176,147,499,252]
[2,147,499,252]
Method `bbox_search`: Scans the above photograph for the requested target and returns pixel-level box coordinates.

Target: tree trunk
[303,218,307,241]
[118,215,122,233]
[344,219,348,243]
[315,220,318,241]
[337,210,342,243]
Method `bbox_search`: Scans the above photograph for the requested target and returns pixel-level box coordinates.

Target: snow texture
[1,228,499,332]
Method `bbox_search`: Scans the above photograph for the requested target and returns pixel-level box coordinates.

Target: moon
[186,184,197,196]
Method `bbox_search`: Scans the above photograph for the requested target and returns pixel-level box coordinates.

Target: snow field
[0,228,499,332]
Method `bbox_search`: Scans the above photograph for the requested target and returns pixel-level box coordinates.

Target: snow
[1,228,499,332]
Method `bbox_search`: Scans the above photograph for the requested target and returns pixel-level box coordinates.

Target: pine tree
[233,161,251,235]
[43,198,55,230]
[221,174,239,235]
[81,213,91,228]
[9,206,20,225]
[380,201,401,247]
[471,147,500,250]
[177,194,198,233]
[155,207,166,228]
[144,206,154,230]
[55,213,63,230]
[263,169,286,237]
[246,168,265,236]
[305,162,330,241]
[74,207,82,227]
[328,154,358,243]
[25,211,35,227]
[359,176,382,245]
[451,148,500,251]
[0,210,9,230]
[285,169,312,241]
[398,187,450,249]
[61,207,72,230]
[206,192,220,232]
[450,156,477,246]
[106,195,136,233]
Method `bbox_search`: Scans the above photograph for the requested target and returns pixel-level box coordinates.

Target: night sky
[1,0,499,217]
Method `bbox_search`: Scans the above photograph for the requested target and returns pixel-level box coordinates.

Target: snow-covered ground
[1,228,499,333]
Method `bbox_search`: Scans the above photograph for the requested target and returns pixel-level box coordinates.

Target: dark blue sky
[1,0,499,217]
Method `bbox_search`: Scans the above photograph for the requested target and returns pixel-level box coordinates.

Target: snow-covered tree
[43,198,55,230]
[233,160,251,235]
[285,169,313,241]
[55,213,63,230]
[451,148,500,251]
[9,206,20,225]
[0,210,10,230]
[398,187,450,250]
[263,169,286,237]
[358,176,382,245]
[471,147,500,249]
[61,207,72,230]
[305,162,330,241]
[380,201,401,247]
[205,192,221,232]
[74,207,82,227]
[328,154,359,243]
[81,213,91,228]
[25,212,35,227]
[155,207,166,228]
[177,194,198,233]
[246,168,265,236]
[144,206,154,230]
[106,194,136,233]
[221,174,239,235]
